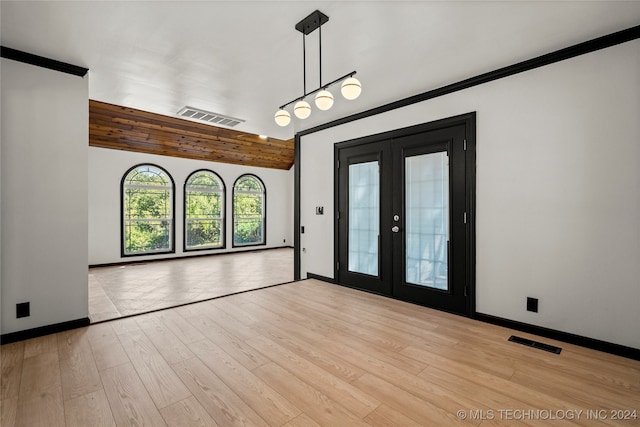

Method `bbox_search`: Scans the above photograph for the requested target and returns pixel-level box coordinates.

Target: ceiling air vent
[177,106,245,128]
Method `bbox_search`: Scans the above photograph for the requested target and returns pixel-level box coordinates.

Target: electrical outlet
[16,302,30,318]
[527,297,538,313]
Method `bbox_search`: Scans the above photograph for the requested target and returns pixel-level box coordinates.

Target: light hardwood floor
[89,248,294,322]
[2,279,639,426]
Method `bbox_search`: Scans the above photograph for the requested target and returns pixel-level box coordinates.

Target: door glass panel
[348,161,379,276]
[405,152,449,290]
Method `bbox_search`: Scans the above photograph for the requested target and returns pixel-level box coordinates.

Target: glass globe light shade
[315,90,334,111]
[341,77,362,100]
[294,100,311,119]
[274,109,291,126]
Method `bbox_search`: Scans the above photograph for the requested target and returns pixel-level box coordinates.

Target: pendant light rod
[302,32,307,94]
[318,19,322,87]
[278,71,357,110]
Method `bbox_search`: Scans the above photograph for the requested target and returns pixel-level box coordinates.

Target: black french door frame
[333,112,476,317]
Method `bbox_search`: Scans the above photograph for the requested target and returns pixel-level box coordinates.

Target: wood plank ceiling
[89,100,294,170]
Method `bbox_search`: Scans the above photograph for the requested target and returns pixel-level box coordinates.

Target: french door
[336,116,474,316]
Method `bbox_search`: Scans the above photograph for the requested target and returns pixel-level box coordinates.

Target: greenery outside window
[122,164,174,256]
[185,170,225,250]
[233,174,266,247]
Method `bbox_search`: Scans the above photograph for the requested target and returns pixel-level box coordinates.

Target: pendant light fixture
[294,100,311,119]
[341,77,362,100]
[315,89,334,110]
[274,109,291,126]
[275,10,362,126]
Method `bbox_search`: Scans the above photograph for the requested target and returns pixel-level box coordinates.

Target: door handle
[391,226,400,233]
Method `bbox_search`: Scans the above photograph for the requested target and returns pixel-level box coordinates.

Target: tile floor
[88,248,294,322]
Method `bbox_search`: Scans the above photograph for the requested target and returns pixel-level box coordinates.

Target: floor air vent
[177,106,245,127]
[508,335,562,354]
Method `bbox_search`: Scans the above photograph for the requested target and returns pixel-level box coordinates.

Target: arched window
[184,170,225,250]
[233,174,266,247]
[122,164,174,256]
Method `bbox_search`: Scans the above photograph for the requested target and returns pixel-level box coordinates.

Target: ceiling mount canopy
[274,9,362,126]
[294,9,329,35]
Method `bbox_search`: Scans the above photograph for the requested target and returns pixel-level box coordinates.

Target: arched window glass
[233,174,266,246]
[185,170,225,250]
[122,164,174,256]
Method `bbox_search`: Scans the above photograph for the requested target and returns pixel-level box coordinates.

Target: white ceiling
[2,1,639,140]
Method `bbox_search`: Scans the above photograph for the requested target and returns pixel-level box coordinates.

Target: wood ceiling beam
[89,100,294,170]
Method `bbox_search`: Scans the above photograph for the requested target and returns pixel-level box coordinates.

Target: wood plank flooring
[89,248,293,322]
[2,279,639,426]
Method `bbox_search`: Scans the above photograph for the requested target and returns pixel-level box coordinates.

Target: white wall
[1,59,89,335]
[89,147,293,265]
[286,165,295,240]
[299,40,640,349]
